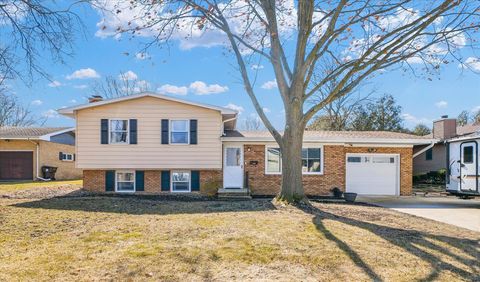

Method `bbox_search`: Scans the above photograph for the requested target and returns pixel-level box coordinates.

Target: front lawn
[0,190,477,281]
[0,180,82,193]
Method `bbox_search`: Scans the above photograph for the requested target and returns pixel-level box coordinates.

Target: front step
[217,188,252,200]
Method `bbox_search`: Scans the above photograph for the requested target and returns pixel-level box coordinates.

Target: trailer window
[463,146,474,164]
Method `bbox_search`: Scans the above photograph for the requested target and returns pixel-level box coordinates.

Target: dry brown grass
[0,191,478,281]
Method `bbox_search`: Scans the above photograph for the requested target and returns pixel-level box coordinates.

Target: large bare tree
[97,0,480,202]
[0,1,81,85]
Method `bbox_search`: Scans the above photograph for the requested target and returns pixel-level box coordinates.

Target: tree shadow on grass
[298,203,479,282]
[12,194,277,215]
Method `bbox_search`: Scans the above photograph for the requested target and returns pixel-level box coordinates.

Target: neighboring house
[0,127,82,181]
[59,93,433,196]
[413,116,480,175]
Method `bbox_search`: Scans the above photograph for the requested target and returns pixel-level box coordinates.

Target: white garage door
[346,154,399,195]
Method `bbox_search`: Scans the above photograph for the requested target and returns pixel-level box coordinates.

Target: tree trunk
[277,102,305,202]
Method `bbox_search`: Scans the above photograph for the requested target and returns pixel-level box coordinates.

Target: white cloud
[251,64,264,70]
[48,80,62,88]
[224,103,244,113]
[93,0,297,51]
[73,84,88,89]
[69,99,77,103]
[262,107,271,113]
[471,106,480,113]
[261,79,277,90]
[135,52,150,60]
[119,70,138,80]
[189,81,228,95]
[157,84,188,95]
[42,109,59,119]
[459,57,480,72]
[31,100,43,106]
[435,101,448,109]
[66,68,100,80]
[402,113,432,125]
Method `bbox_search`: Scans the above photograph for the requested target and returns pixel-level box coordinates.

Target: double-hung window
[266,147,323,174]
[110,120,128,144]
[170,120,189,144]
[116,171,135,192]
[171,171,190,192]
[302,148,322,174]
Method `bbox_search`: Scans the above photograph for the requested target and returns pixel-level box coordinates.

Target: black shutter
[135,171,144,191]
[73,154,76,161]
[59,152,63,160]
[130,119,137,144]
[161,171,170,191]
[190,119,198,145]
[191,170,200,191]
[105,170,115,191]
[161,119,169,144]
[101,119,109,144]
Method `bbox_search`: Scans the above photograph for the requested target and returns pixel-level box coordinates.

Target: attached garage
[346,153,400,195]
[0,151,34,180]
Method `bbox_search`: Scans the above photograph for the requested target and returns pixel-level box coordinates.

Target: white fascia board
[58,92,237,116]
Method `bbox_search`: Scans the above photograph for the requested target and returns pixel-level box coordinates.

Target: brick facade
[83,169,222,195]
[244,144,413,196]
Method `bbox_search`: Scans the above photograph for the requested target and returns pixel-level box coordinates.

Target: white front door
[223,146,244,188]
[346,154,399,195]
[460,142,477,191]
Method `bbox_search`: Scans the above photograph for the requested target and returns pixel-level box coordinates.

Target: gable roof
[0,127,74,140]
[58,92,238,117]
[222,130,435,145]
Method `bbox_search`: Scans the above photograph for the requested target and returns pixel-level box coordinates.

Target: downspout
[28,138,50,181]
[413,142,436,158]
[222,117,238,136]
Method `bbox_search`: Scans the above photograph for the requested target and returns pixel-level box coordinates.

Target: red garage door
[0,151,34,180]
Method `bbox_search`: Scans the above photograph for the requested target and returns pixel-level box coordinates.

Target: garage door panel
[346,154,399,196]
[0,152,34,180]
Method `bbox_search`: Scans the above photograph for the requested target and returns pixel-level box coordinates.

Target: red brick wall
[244,145,413,196]
[82,170,222,195]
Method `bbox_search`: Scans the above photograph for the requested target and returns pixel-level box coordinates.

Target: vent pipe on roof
[88,95,103,103]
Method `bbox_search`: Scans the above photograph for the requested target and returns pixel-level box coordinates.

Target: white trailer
[446,135,480,197]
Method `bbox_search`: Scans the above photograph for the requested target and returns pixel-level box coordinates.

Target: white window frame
[265,145,324,175]
[171,170,191,192]
[61,153,74,162]
[169,120,190,145]
[109,119,129,145]
[115,170,136,193]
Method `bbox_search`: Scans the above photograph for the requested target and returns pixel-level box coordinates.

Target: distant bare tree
[242,115,265,131]
[0,1,81,85]
[91,72,151,99]
[473,110,480,125]
[457,110,471,126]
[0,82,44,126]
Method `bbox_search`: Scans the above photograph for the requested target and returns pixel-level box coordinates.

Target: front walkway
[358,196,480,232]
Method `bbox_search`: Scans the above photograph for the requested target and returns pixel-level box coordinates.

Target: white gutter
[221,117,238,136]
[27,139,50,181]
[412,142,436,158]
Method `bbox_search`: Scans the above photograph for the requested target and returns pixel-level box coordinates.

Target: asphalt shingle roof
[224,130,431,140]
[0,127,71,139]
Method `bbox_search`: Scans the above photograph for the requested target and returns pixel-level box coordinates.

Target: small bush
[413,169,446,185]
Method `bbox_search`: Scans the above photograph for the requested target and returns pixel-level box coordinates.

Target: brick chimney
[432,115,457,139]
[88,95,103,103]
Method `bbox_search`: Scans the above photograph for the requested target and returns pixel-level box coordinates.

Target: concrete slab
[357,196,480,232]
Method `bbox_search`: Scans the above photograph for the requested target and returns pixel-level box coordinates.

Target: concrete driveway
[357,196,480,232]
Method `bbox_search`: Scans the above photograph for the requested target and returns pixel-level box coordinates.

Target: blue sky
[8,3,480,130]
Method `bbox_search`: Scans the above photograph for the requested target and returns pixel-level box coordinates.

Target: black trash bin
[41,166,58,180]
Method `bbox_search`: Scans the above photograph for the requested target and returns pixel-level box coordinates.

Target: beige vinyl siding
[76,96,223,169]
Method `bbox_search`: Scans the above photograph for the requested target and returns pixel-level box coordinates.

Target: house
[0,127,82,181]
[59,93,434,196]
[413,116,480,175]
